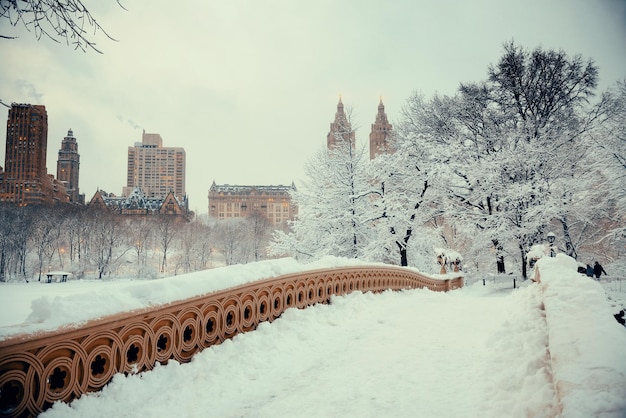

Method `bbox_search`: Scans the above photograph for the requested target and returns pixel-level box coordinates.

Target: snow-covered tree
[394,42,606,277]
[586,79,626,243]
[366,127,443,266]
[271,117,377,261]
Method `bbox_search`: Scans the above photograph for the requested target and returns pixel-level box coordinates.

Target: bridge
[0,265,463,417]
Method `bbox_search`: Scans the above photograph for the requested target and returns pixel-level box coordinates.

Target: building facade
[124,132,186,201]
[89,187,190,218]
[56,129,84,204]
[326,97,393,158]
[208,182,297,226]
[0,103,68,205]
[369,98,393,159]
[327,97,355,150]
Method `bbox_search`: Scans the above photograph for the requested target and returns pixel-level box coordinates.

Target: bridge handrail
[0,264,463,417]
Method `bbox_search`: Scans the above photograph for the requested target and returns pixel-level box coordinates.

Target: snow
[0,256,376,339]
[1,256,625,418]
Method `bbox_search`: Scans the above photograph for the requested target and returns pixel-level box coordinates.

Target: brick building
[326,97,393,159]
[57,129,84,204]
[0,103,69,205]
[327,97,355,150]
[369,98,393,159]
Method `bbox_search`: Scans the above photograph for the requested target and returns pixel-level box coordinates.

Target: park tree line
[271,42,626,279]
[0,204,277,282]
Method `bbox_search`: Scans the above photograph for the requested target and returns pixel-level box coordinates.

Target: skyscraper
[369,98,393,159]
[56,129,83,204]
[327,97,355,150]
[124,131,186,201]
[0,103,68,205]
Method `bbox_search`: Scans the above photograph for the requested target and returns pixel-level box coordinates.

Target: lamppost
[546,232,556,257]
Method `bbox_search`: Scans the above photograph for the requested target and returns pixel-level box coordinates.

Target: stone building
[208,182,297,226]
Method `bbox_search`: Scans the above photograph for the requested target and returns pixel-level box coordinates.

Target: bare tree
[88,209,128,278]
[30,206,60,281]
[1,0,124,52]
[126,217,153,276]
[0,204,18,281]
[213,219,251,266]
[155,216,182,273]
[246,210,271,262]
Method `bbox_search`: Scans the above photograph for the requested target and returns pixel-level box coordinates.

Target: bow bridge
[0,265,463,417]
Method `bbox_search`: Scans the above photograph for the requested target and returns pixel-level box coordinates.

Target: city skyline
[1,0,625,214]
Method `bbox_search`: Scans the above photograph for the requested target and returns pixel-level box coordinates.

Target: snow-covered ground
[1,256,625,418]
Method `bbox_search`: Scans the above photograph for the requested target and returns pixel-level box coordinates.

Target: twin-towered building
[326,96,393,159]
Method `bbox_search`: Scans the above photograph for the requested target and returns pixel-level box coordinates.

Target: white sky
[1,255,625,417]
[1,0,625,214]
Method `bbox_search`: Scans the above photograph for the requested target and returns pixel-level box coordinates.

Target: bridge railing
[0,265,463,417]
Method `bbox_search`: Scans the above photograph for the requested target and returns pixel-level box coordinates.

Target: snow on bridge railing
[0,265,463,417]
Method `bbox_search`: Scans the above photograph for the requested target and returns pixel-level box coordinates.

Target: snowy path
[41,284,558,418]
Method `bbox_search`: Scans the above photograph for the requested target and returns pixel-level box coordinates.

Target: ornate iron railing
[0,265,463,417]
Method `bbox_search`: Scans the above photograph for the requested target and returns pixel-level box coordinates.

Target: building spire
[369,98,393,159]
[327,95,355,150]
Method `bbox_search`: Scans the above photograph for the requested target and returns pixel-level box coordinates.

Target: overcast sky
[1,0,625,214]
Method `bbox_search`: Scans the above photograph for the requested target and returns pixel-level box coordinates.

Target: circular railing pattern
[0,265,462,417]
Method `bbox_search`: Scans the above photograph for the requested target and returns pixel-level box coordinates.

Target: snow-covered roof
[94,187,187,214]
[209,182,296,196]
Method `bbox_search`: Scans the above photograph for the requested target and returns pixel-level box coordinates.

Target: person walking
[593,261,607,280]
[586,264,594,278]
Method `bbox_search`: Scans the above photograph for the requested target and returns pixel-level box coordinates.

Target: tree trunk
[559,217,578,259]
[492,239,506,274]
[520,244,528,280]
[0,244,6,282]
[397,242,409,267]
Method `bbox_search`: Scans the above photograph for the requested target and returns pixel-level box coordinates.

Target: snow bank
[0,257,407,340]
[536,254,626,417]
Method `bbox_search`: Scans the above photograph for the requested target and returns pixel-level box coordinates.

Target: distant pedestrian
[586,264,594,278]
[593,261,607,279]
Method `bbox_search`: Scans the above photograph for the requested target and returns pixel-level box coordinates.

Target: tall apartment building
[369,98,393,159]
[56,129,84,204]
[124,131,186,201]
[327,97,355,150]
[0,103,68,205]
[326,97,392,158]
[208,182,297,226]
